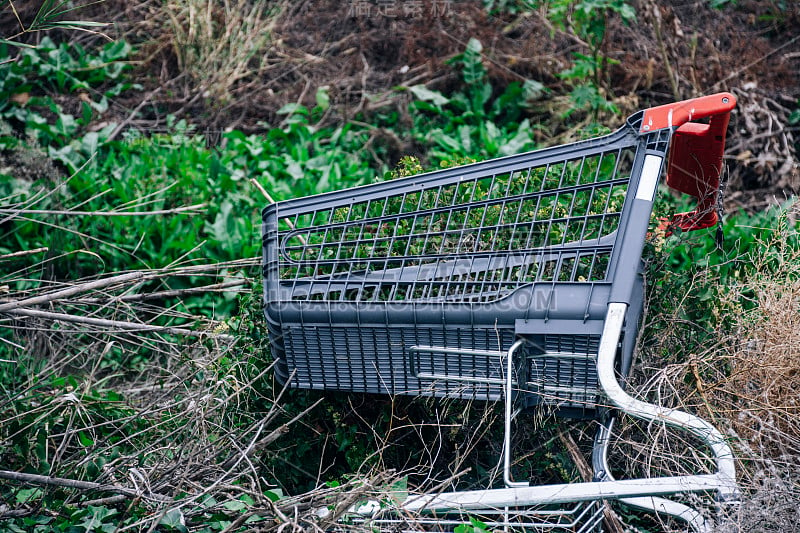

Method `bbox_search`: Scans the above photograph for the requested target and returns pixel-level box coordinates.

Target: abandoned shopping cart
[262,93,739,531]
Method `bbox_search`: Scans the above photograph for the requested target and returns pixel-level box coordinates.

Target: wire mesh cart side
[264,118,648,416]
[262,93,738,531]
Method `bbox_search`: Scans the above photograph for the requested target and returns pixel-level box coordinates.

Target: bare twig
[0,154,97,225]
[77,495,128,507]
[0,271,144,312]
[558,432,626,533]
[0,247,49,261]
[0,470,171,502]
[77,280,248,304]
[4,307,235,341]
[252,178,305,244]
[0,204,206,217]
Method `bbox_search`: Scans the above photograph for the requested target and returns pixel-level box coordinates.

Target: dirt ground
[4,0,799,210]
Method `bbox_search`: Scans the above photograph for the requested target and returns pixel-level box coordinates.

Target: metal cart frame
[262,93,739,531]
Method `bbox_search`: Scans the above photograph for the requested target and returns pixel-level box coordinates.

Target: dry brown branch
[0,247,48,260]
[0,469,171,502]
[0,271,144,312]
[558,432,626,533]
[0,204,206,217]
[4,307,236,341]
[76,280,248,304]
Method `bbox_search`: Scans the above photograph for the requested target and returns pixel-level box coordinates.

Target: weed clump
[626,200,800,530]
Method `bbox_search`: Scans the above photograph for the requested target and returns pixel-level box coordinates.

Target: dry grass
[160,0,284,102]
[0,257,415,530]
[0,190,411,529]
[612,200,800,531]
[714,225,800,530]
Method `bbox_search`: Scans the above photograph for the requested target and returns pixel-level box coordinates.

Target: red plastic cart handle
[642,93,737,232]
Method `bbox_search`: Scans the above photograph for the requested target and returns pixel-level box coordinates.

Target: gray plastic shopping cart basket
[262,93,739,531]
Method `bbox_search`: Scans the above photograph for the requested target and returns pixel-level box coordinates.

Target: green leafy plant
[385,155,424,179]
[483,0,539,16]
[557,53,620,117]
[0,37,134,162]
[548,0,635,118]
[454,516,492,533]
[403,38,541,162]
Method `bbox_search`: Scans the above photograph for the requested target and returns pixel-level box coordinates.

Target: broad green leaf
[461,38,486,86]
[264,488,284,501]
[78,430,94,447]
[222,499,247,511]
[618,2,637,22]
[78,505,117,532]
[15,488,42,504]
[432,132,462,153]
[499,119,533,156]
[205,200,235,249]
[276,103,308,116]
[408,85,450,106]
[484,121,500,144]
[158,509,187,532]
[285,159,304,181]
[388,476,408,505]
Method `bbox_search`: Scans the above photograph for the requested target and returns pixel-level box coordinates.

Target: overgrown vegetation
[1,0,799,531]
[629,200,800,530]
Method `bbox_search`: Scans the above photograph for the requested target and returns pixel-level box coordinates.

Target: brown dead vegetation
[75,0,798,209]
[5,1,796,203]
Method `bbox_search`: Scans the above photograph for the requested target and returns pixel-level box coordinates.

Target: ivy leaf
[15,488,42,504]
[264,488,284,502]
[158,509,188,533]
[222,499,248,511]
[78,505,117,532]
